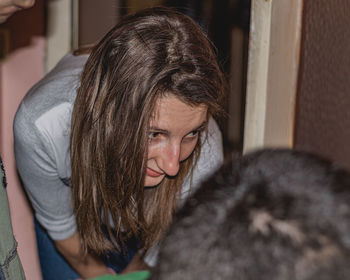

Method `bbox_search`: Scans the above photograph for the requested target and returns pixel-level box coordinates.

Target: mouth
[146,167,164,177]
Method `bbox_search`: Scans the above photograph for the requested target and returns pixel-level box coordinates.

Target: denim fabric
[0,157,25,279]
[35,219,139,280]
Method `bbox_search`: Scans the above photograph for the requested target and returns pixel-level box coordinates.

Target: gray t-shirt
[13,52,223,245]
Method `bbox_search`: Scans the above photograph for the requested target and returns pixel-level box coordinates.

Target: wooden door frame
[45,0,75,73]
[243,0,303,153]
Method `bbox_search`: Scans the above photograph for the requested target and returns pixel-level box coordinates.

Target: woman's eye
[186,130,199,138]
[148,132,160,139]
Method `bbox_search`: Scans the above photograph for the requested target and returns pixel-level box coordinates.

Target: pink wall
[0,36,44,280]
[0,2,45,279]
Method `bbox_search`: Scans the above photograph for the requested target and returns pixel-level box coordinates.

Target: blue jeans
[34,219,139,280]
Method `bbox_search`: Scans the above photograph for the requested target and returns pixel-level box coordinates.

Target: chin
[144,175,165,187]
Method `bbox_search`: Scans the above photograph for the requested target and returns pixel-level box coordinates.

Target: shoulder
[17,53,88,120]
[14,53,88,125]
[198,117,223,164]
[201,117,223,154]
[14,53,88,147]
[181,117,224,198]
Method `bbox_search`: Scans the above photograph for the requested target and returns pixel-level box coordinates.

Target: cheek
[147,139,168,159]
[179,140,198,162]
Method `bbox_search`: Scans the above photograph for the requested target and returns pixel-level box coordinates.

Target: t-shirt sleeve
[14,101,77,241]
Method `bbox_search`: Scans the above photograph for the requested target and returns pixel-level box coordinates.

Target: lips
[146,167,164,177]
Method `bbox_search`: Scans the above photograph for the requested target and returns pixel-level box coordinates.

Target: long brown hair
[70,6,226,255]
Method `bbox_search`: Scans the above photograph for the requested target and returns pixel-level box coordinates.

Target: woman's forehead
[149,95,207,131]
[152,94,207,116]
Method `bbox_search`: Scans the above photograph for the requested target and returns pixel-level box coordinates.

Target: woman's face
[145,95,208,187]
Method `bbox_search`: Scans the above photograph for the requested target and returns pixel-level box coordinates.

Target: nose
[157,141,181,177]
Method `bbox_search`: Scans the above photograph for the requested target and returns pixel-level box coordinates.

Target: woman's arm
[55,232,112,279]
[120,252,150,274]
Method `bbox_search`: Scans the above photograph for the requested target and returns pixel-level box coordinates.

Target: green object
[0,157,26,279]
[91,270,150,280]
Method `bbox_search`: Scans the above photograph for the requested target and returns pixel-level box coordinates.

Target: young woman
[14,6,226,279]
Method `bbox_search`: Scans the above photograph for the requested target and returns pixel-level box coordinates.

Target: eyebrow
[149,121,208,135]
[195,121,208,132]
